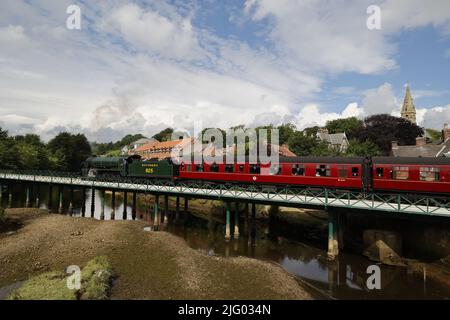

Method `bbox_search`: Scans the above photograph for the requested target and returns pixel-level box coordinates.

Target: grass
[9,256,114,300]
[9,272,76,300]
[80,256,114,300]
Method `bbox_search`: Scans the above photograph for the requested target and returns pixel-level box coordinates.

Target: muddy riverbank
[0,208,315,300]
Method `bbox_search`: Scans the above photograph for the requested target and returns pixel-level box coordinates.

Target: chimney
[416,136,426,147]
[391,141,398,150]
[444,123,450,141]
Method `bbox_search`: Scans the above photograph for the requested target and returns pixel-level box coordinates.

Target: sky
[0,0,450,142]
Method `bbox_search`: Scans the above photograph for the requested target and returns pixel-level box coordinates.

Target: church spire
[401,84,417,124]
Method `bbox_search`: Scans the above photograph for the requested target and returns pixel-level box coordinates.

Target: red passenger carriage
[372,157,450,195]
[178,157,367,190]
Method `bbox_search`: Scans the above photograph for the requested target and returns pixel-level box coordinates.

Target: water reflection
[2,183,450,299]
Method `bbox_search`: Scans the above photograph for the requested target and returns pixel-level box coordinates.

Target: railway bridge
[0,170,449,259]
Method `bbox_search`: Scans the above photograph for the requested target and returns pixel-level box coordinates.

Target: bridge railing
[0,170,449,216]
[0,170,81,178]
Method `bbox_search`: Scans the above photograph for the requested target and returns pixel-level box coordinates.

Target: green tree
[425,128,441,143]
[325,117,363,139]
[152,128,173,142]
[277,123,296,145]
[287,132,319,156]
[357,114,424,155]
[48,133,91,172]
[302,126,320,137]
[0,128,21,169]
[346,139,381,157]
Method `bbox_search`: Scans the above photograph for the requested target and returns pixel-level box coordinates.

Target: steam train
[82,155,450,195]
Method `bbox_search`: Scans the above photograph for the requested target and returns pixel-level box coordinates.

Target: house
[265,143,296,157]
[316,128,349,152]
[121,138,158,155]
[132,137,201,160]
[391,123,450,157]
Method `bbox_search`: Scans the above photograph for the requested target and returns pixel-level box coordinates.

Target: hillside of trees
[0,129,91,171]
[0,114,427,171]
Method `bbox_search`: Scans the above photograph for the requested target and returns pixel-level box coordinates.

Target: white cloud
[245,0,450,75]
[294,102,363,130]
[360,83,399,115]
[421,105,450,129]
[102,3,201,60]
[0,1,449,141]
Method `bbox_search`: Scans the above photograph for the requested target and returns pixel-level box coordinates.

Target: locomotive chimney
[391,141,398,150]
[415,136,426,147]
[443,123,450,141]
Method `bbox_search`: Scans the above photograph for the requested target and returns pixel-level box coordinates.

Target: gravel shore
[0,209,314,300]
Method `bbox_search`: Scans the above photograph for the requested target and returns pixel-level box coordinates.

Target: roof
[373,156,450,165]
[391,138,450,158]
[401,85,416,113]
[142,152,172,160]
[134,138,193,153]
[278,156,365,164]
[317,132,347,145]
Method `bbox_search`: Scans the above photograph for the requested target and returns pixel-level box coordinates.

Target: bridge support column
[184,196,188,213]
[338,211,346,251]
[48,184,53,213]
[327,210,339,260]
[163,195,169,226]
[123,191,128,220]
[153,195,160,228]
[244,203,249,236]
[225,202,231,241]
[100,190,105,220]
[0,184,3,208]
[58,186,63,214]
[234,202,240,240]
[8,185,12,209]
[175,196,180,221]
[25,185,31,208]
[35,184,40,208]
[111,190,116,220]
[69,186,74,216]
[248,203,256,247]
[81,188,86,217]
[90,187,95,218]
[132,192,137,220]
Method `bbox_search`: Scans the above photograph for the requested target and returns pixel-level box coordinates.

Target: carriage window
[376,167,383,177]
[338,166,347,179]
[420,167,440,181]
[185,164,191,172]
[270,164,282,175]
[352,167,359,177]
[210,163,219,172]
[195,164,204,172]
[239,164,244,172]
[291,164,305,176]
[316,164,330,177]
[225,164,234,173]
[392,166,409,180]
[249,164,261,174]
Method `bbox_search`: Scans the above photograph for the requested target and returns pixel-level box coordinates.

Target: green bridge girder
[0,171,449,217]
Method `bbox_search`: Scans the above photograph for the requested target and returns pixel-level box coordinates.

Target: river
[3,184,450,299]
